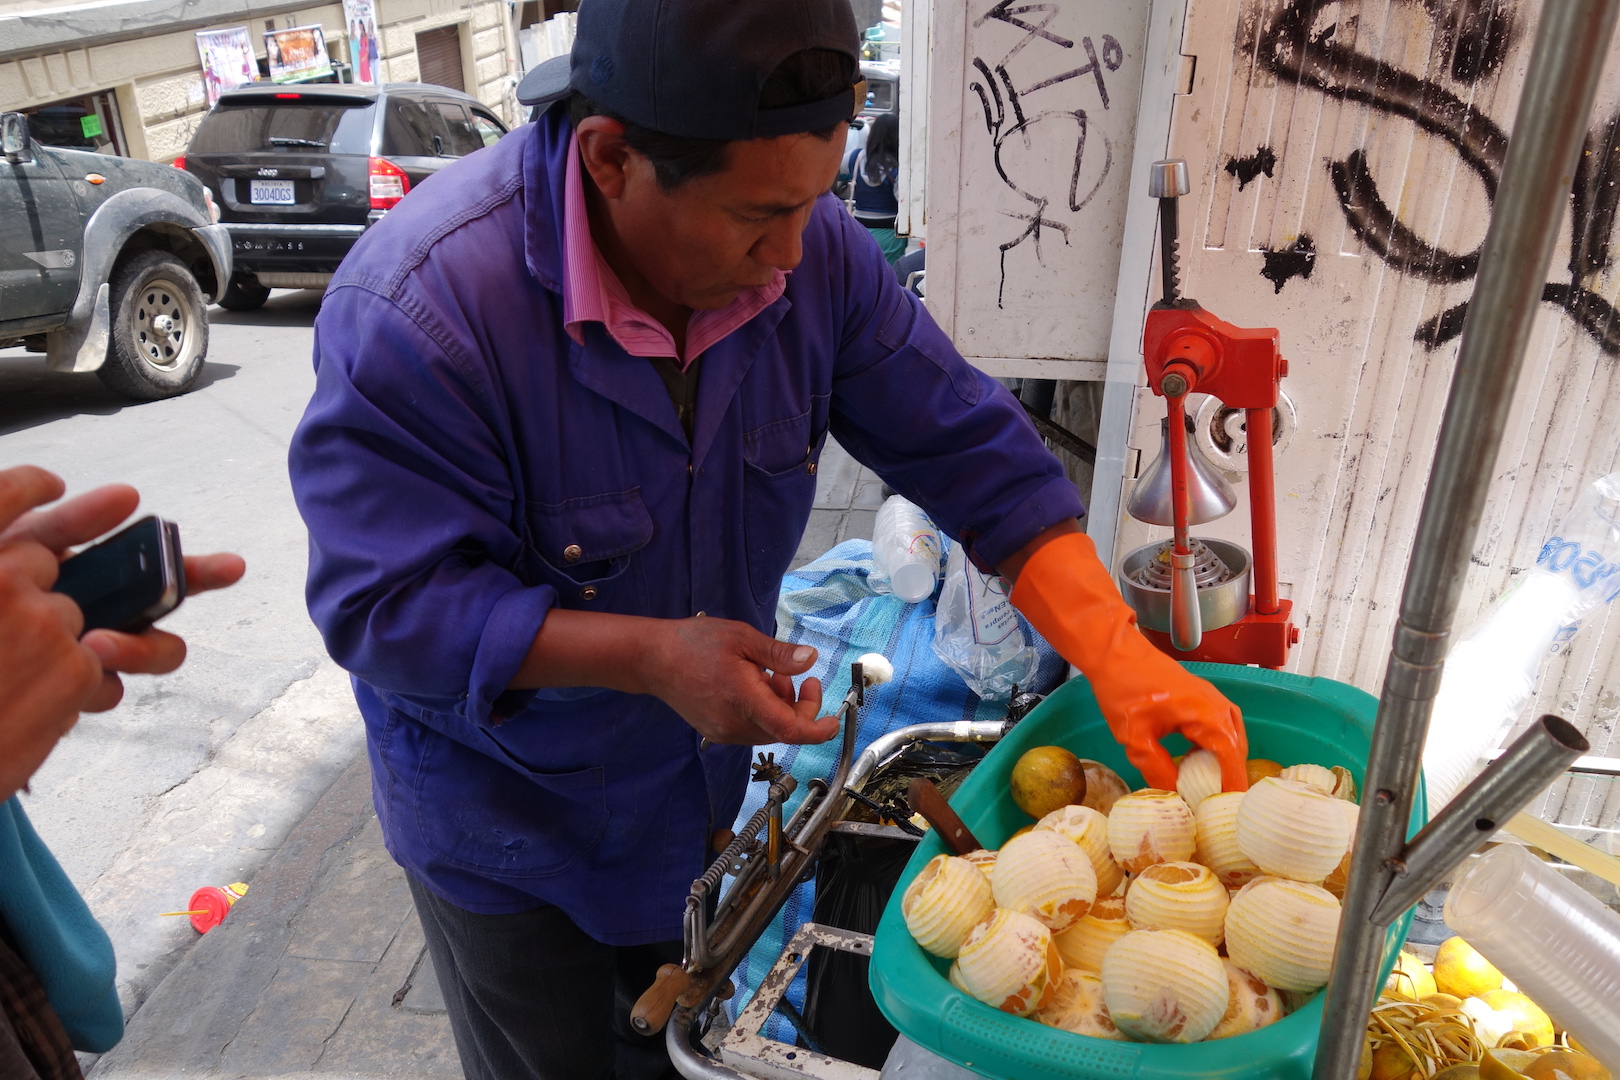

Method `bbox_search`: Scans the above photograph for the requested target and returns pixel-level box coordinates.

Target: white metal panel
[925,0,1155,376]
[1134,0,1620,840]
[898,0,930,237]
[1090,0,1201,566]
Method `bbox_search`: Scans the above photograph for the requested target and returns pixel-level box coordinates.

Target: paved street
[0,290,366,1031]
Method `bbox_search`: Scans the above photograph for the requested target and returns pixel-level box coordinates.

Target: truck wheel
[217,273,271,311]
[97,250,210,401]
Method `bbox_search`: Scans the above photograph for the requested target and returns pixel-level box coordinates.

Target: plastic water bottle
[872,495,944,603]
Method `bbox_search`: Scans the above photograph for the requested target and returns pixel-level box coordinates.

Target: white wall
[1110,0,1620,843]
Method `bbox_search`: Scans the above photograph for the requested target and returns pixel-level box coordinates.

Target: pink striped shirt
[560,133,786,370]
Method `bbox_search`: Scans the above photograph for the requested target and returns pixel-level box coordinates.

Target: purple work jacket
[288,108,1082,944]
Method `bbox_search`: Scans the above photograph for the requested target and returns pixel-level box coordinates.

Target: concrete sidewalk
[90,443,886,1079]
[90,756,460,1080]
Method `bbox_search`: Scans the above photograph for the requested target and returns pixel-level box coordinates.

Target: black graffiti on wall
[1253,0,1620,354]
[969,0,1122,307]
[1226,145,1278,190]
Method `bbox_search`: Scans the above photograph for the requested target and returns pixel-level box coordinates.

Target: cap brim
[517,54,573,107]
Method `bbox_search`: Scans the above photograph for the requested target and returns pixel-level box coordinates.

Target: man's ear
[576,115,632,200]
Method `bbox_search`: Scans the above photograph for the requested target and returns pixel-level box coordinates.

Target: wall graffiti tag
[969,0,1122,307]
[1250,0,1620,355]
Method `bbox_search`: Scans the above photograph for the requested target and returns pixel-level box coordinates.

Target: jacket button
[807,460,818,476]
[580,585,598,601]
[563,544,583,562]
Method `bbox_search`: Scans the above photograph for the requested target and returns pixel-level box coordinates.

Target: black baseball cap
[516,0,863,141]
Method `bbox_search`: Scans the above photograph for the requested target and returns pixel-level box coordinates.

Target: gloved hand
[1008,531,1248,793]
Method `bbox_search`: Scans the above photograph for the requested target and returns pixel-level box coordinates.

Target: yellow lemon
[1478,1049,1538,1080]
[1385,950,1437,1000]
[1522,1050,1611,1080]
[1422,992,1464,1009]
[1480,990,1552,1048]
[1434,935,1503,999]
[1010,746,1087,820]
[1371,1042,1421,1080]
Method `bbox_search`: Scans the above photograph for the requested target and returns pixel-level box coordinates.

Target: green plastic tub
[870,663,1427,1080]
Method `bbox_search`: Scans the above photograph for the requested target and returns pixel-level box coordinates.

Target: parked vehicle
[178,83,508,310]
[0,111,231,400]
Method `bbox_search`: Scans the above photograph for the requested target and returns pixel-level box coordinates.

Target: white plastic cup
[1444,842,1620,1066]
[872,496,943,604]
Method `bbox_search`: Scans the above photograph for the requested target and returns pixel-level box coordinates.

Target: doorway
[414,25,465,92]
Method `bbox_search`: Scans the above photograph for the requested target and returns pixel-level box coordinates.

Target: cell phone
[52,516,186,634]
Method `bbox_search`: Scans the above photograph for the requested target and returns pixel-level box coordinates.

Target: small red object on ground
[188,882,248,934]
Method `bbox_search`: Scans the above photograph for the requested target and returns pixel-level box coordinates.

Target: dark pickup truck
[0,110,232,400]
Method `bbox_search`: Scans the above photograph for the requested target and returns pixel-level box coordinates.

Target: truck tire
[96,250,210,401]
[217,273,271,311]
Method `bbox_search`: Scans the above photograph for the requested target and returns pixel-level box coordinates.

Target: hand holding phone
[51,516,186,634]
[0,467,246,798]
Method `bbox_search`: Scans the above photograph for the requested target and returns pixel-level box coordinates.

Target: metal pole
[1370,716,1587,924]
[1311,3,1620,1076]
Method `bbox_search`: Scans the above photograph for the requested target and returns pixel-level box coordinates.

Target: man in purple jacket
[289,1,1248,1076]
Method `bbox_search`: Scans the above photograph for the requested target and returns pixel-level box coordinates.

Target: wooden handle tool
[906,778,983,855]
[630,963,692,1036]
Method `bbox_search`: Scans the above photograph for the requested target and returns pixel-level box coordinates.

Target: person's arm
[510,609,837,746]
[996,519,1082,584]
[293,288,837,748]
[0,466,244,800]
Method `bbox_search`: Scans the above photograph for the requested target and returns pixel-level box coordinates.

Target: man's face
[585,123,847,311]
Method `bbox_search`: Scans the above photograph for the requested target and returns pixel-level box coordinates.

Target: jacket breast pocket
[522,488,653,611]
[741,397,828,608]
[412,731,608,878]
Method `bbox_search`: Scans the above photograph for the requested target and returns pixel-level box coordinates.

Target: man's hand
[0,466,246,799]
[1004,525,1249,792]
[648,616,839,746]
[514,608,840,746]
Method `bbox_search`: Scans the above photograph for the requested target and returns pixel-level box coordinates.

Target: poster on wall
[341,0,382,85]
[195,27,256,106]
[265,25,334,84]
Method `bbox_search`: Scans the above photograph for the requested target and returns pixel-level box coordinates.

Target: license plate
[249,179,296,205]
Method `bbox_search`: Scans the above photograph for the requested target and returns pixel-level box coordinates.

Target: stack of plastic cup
[1444,842,1620,1066]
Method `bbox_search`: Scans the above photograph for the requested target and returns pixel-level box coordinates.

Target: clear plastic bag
[930,541,1037,701]
[1423,473,1620,811]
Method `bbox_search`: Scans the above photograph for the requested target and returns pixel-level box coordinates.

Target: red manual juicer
[1117,159,1297,669]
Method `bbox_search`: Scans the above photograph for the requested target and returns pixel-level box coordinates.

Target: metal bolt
[1162,372,1189,397]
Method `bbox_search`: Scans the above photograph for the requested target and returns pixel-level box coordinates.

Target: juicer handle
[1169,549,1202,651]
[1163,375,1203,652]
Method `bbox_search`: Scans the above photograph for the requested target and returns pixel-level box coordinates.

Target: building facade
[0,0,517,163]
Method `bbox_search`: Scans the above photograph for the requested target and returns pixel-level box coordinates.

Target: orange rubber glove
[1008,531,1248,793]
